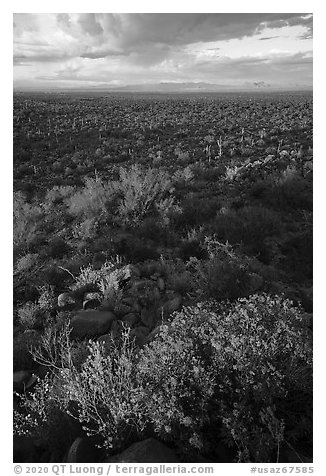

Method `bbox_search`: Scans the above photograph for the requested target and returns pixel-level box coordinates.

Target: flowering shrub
[14,294,312,462]
[137,295,312,461]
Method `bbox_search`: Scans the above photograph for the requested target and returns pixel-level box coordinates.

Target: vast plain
[13,91,313,464]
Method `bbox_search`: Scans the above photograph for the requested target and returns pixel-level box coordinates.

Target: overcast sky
[13,13,313,90]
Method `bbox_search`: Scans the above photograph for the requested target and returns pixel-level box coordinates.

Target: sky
[13,13,313,91]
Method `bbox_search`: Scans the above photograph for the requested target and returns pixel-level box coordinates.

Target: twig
[57,266,76,281]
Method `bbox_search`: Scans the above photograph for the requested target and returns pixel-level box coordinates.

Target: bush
[17,302,40,330]
[14,374,82,460]
[188,239,256,301]
[18,324,147,453]
[13,192,44,253]
[138,295,312,461]
[115,164,174,226]
[176,195,220,228]
[211,205,279,258]
[13,331,42,371]
[46,237,71,259]
[14,295,312,462]
[66,176,113,220]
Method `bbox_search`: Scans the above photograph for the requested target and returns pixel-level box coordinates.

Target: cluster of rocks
[58,263,183,347]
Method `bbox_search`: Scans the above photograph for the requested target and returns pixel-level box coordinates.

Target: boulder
[157,294,182,319]
[97,333,112,346]
[111,320,124,340]
[249,273,264,293]
[13,370,31,393]
[122,313,140,328]
[57,293,77,309]
[157,277,165,292]
[70,310,116,339]
[66,437,102,463]
[129,326,150,347]
[13,435,37,463]
[140,306,158,329]
[300,286,313,313]
[83,292,101,310]
[120,264,141,280]
[114,302,134,318]
[130,280,161,305]
[106,438,179,463]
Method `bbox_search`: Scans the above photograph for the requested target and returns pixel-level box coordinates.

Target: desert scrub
[27,324,147,452]
[137,295,312,461]
[66,176,114,220]
[69,260,123,307]
[13,192,45,253]
[114,164,176,226]
[14,373,81,460]
[187,239,255,301]
[17,302,41,330]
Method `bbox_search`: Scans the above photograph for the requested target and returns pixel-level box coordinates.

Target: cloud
[77,13,103,36]
[253,81,271,87]
[13,13,313,66]
[13,13,313,89]
[259,36,279,41]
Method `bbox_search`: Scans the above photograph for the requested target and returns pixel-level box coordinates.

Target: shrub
[176,195,220,228]
[45,185,75,206]
[115,164,174,226]
[66,176,113,220]
[13,331,42,371]
[179,239,208,261]
[187,239,256,301]
[22,325,147,453]
[46,236,71,259]
[37,285,57,311]
[14,253,39,274]
[17,302,40,330]
[211,206,279,258]
[138,295,312,461]
[14,374,81,460]
[13,192,44,253]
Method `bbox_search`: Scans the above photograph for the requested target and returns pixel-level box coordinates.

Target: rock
[92,252,106,270]
[121,264,141,279]
[300,286,313,313]
[58,293,77,309]
[157,277,165,292]
[249,273,264,293]
[66,437,102,463]
[140,306,158,329]
[97,333,112,346]
[13,435,37,463]
[131,280,160,305]
[158,294,182,319]
[106,438,179,463]
[13,370,31,393]
[301,313,313,330]
[83,292,101,310]
[114,302,133,318]
[99,299,115,312]
[70,310,117,339]
[122,313,140,328]
[111,320,124,340]
[279,446,312,463]
[129,326,150,347]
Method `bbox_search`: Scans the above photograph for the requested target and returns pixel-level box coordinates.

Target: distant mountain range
[14,81,312,93]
